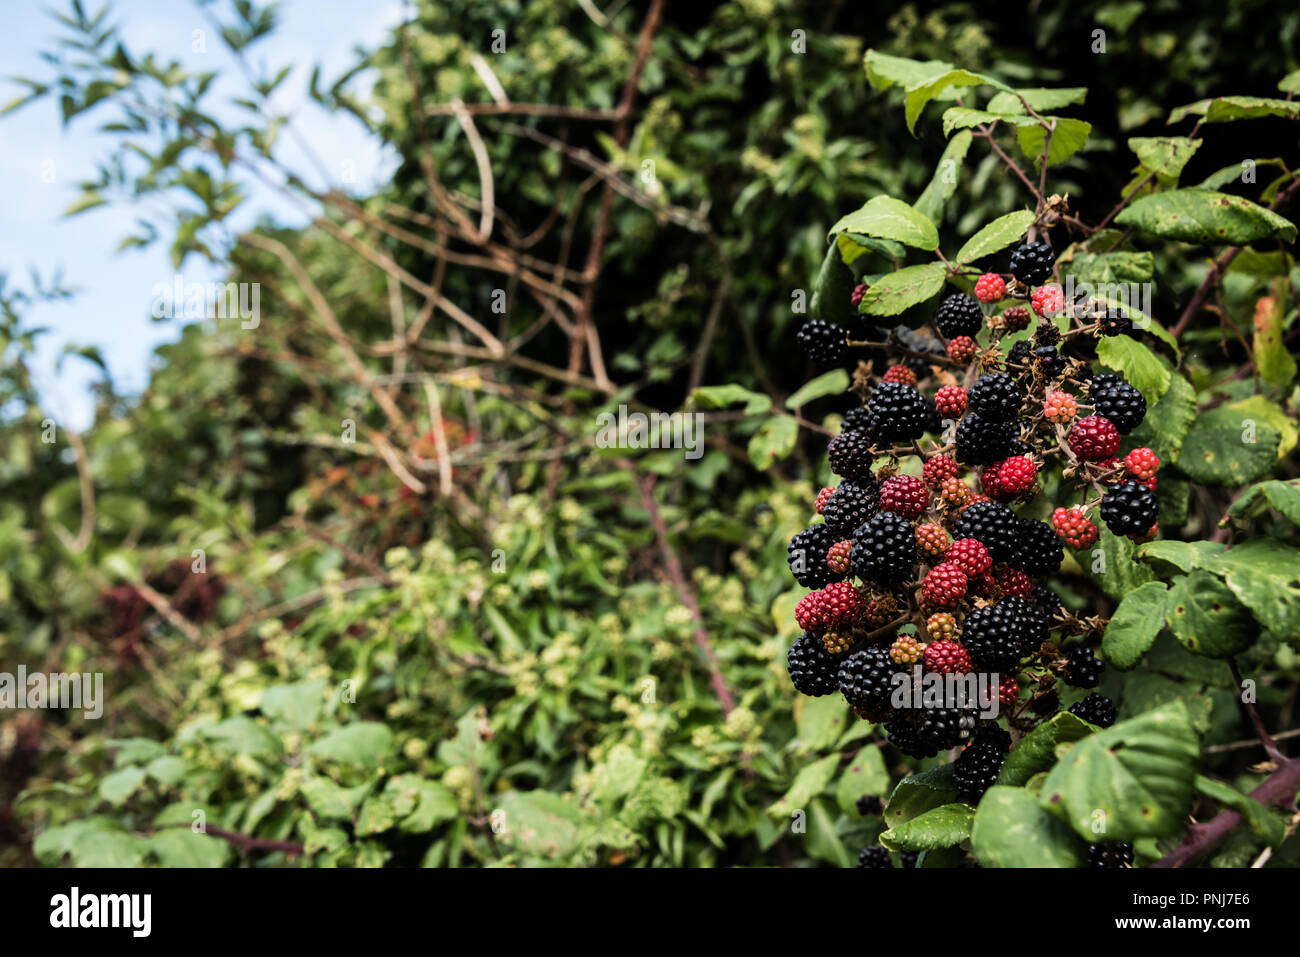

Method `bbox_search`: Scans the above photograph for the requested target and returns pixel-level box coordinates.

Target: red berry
[1052,506,1099,549]
[1030,284,1064,317]
[1001,306,1031,332]
[974,273,1006,303]
[924,638,972,675]
[880,474,929,519]
[995,567,1034,597]
[922,454,958,489]
[883,364,918,386]
[934,384,968,417]
[921,563,968,610]
[998,676,1020,708]
[946,538,992,576]
[827,540,853,574]
[795,591,825,631]
[850,282,868,307]
[916,522,952,558]
[816,486,837,514]
[980,464,1006,501]
[1043,390,1077,423]
[1124,447,1160,481]
[940,476,971,506]
[1068,415,1121,461]
[947,336,976,363]
[818,581,864,628]
[995,455,1038,498]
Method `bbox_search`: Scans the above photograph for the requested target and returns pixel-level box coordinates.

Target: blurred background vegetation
[1,0,1298,867]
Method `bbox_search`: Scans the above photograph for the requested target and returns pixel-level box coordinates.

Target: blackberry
[952,740,1006,798]
[857,846,893,868]
[899,850,919,868]
[1030,586,1064,624]
[962,599,1031,671]
[1009,241,1055,285]
[1087,842,1134,868]
[1008,594,1050,647]
[1007,339,1035,366]
[914,705,974,751]
[1070,693,1117,728]
[850,512,917,583]
[1099,480,1158,537]
[787,523,840,588]
[1030,689,1060,716]
[841,406,872,434]
[922,395,943,434]
[1013,519,1063,577]
[856,794,883,816]
[1064,646,1104,688]
[955,413,1017,465]
[837,645,898,712]
[967,373,1023,422]
[951,501,1021,561]
[883,711,934,758]
[893,324,946,362]
[933,293,984,339]
[1097,312,1133,336]
[828,429,876,481]
[1089,373,1147,433]
[796,319,846,368]
[973,721,1012,751]
[787,632,840,696]
[1033,344,1067,378]
[865,381,930,444]
[1032,321,1062,347]
[822,479,880,536]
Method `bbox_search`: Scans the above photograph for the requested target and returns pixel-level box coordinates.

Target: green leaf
[915,130,972,221]
[63,192,107,217]
[689,384,771,416]
[497,791,585,859]
[1060,250,1154,284]
[786,369,849,410]
[955,210,1035,264]
[1227,479,1300,526]
[998,712,1095,786]
[747,414,798,470]
[1205,539,1300,640]
[1195,775,1286,845]
[385,775,459,833]
[1170,95,1300,124]
[1137,540,1226,574]
[1016,117,1092,168]
[863,50,953,91]
[904,69,1005,134]
[836,745,889,812]
[149,829,231,867]
[1128,136,1200,187]
[144,755,187,786]
[1280,70,1300,94]
[880,803,974,851]
[1101,581,1171,670]
[306,723,395,768]
[34,819,148,867]
[1039,701,1199,841]
[857,262,947,316]
[794,692,850,752]
[883,764,959,829]
[1178,404,1281,485]
[260,679,327,730]
[1089,528,1155,602]
[1126,372,1195,464]
[939,107,1035,138]
[98,766,147,806]
[1095,336,1170,401]
[300,776,370,820]
[809,240,859,326]
[805,798,852,867]
[987,87,1087,113]
[1252,291,1296,389]
[1165,571,1256,658]
[1114,188,1298,244]
[1224,394,1297,457]
[108,737,166,765]
[767,753,839,817]
[971,787,1084,867]
[828,195,939,250]
[200,716,282,759]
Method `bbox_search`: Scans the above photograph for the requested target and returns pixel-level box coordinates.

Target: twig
[1230,659,1286,762]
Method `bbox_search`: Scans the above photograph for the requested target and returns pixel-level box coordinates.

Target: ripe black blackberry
[828,429,876,481]
[796,319,846,368]
[883,711,938,758]
[841,406,872,434]
[1007,595,1050,647]
[973,721,1012,751]
[1033,344,1067,378]
[952,740,1006,798]
[1007,339,1035,367]
[850,511,917,583]
[1014,519,1063,577]
[1030,586,1064,623]
[955,413,1017,465]
[865,381,930,443]
[837,645,898,712]
[1070,693,1117,727]
[899,850,919,868]
[952,501,1021,561]
[962,599,1031,671]
[856,794,883,816]
[822,479,880,536]
[967,373,1023,422]
[1064,646,1104,688]
[787,523,841,588]
[857,846,893,868]
[1099,480,1158,536]
[1097,312,1134,336]
[914,706,974,752]
[1087,841,1134,868]
[922,395,943,434]
[787,631,840,696]
[1089,373,1147,433]
[933,293,984,339]
[1009,241,1055,285]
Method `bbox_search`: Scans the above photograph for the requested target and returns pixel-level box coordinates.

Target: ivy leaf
[997,712,1094,786]
[856,262,947,316]
[971,786,1084,867]
[880,803,974,851]
[1095,336,1170,401]
[1115,188,1298,244]
[786,369,848,410]
[1178,404,1281,485]
[828,195,939,250]
[1016,117,1092,168]
[1101,581,1171,670]
[955,210,1035,264]
[1039,701,1199,841]
[1204,539,1300,641]
[1165,571,1256,658]
[747,414,798,470]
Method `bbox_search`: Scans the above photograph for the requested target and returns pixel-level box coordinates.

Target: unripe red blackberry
[864,594,900,626]
[915,522,951,559]
[1124,447,1160,481]
[1001,305,1031,332]
[850,282,868,307]
[922,454,958,489]
[1043,390,1077,423]
[946,538,991,576]
[925,612,959,641]
[826,539,853,574]
[994,455,1038,498]
[947,336,976,363]
[994,567,1034,598]
[819,581,865,628]
[998,675,1019,708]
[1067,415,1121,461]
[815,486,837,514]
[934,384,968,417]
[883,364,917,386]
[1030,284,1063,317]
[880,474,928,519]
[922,562,968,609]
[974,272,1006,303]
[924,638,972,674]
[889,634,925,666]
[795,591,827,632]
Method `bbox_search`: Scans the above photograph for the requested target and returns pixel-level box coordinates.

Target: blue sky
[1,0,405,429]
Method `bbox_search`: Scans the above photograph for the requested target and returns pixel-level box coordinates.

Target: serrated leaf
[1137,540,1226,574]
[1089,528,1155,602]
[880,803,974,851]
[939,107,1035,138]
[1114,188,1297,244]
[1171,95,1300,124]
[998,712,1094,786]
[1016,117,1091,168]
[747,414,798,470]
[863,50,952,91]
[809,240,859,326]
[1165,571,1256,658]
[794,692,849,752]
[915,130,972,221]
[857,262,947,316]
[786,369,849,410]
[829,195,939,250]
[904,69,1003,134]
[1178,404,1281,485]
[1205,539,1300,640]
[987,87,1087,113]
[306,723,395,768]
[972,787,1084,867]
[1227,479,1300,526]
[955,209,1035,264]
[1195,775,1286,845]
[1095,335,1170,400]
[1128,136,1200,187]
[1224,394,1297,456]
[1102,581,1171,670]
[98,766,147,806]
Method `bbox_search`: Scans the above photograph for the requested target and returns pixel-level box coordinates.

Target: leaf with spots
[1114,188,1298,244]
[1227,479,1300,527]
[828,195,939,250]
[856,262,947,316]
[1102,581,1171,670]
[998,711,1094,786]
[1205,539,1300,641]
[880,802,974,851]
[1165,570,1256,658]
[883,763,959,829]
[1176,404,1280,485]
[971,787,1084,867]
